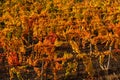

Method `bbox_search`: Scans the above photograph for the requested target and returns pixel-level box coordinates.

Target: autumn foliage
[7,52,20,66]
[0,0,120,79]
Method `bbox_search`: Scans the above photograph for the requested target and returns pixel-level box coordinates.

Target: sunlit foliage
[0,0,120,79]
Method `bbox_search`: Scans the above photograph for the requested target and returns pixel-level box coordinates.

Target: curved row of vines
[0,0,120,80]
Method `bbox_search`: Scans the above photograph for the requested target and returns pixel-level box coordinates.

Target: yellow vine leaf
[54,39,64,47]
[83,56,94,76]
[76,53,86,59]
[63,52,73,59]
[19,46,26,53]
[9,67,23,80]
[69,40,80,54]
[103,50,111,55]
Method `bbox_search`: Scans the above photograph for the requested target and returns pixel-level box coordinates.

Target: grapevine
[0,0,120,79]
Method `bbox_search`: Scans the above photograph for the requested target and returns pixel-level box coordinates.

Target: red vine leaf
[7,52,20,66]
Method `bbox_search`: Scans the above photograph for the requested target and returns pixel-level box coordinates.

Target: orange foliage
[7,52,20,67]
[0,0,120,79]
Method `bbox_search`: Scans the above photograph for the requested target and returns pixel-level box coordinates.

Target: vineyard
[0,0,120,80]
